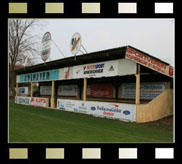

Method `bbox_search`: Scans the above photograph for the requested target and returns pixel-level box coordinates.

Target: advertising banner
[18,87,29,95]
[57,99,136,122]
[87,84,113,97]
[57,99,77,112]
[73,59,119,79]
[40,86,52,95]
[15,96,32,105]
[19,69,59,83]
[88,101,136,122]
[15,96,48,107]
[125,47,173,77]
[57,85,78,96]
[121,82,166,99]
[59,67,73,80]
[57,99,88,114]
[30,97,48,107]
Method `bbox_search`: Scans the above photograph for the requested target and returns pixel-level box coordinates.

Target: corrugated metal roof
[14,45,171,74]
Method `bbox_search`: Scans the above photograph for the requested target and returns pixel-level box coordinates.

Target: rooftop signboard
[125,47,173,77]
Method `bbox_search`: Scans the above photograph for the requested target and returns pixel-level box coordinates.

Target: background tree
[9,19,44,97]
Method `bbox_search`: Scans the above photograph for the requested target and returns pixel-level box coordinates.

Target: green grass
[9,101,173,143]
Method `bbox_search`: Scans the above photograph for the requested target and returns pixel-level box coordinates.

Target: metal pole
[81,44,88,53]
[51,40,66,58]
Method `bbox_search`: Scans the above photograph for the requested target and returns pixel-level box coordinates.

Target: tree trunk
[9,71,16,98]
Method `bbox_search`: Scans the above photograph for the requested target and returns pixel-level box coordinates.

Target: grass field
[9,100,173,143]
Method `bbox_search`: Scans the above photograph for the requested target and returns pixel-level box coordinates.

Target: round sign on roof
[41,32,51,62]
[70,32,82,55]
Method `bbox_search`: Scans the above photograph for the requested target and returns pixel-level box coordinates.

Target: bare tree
[9,19,43,97]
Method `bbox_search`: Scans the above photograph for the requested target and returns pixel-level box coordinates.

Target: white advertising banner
[40,86,52,95]
[59,67,73,80]
[15,96,32,105]
[57,99,88,114]
[73,59,119,79]
[121,82,166,99]
[18,87,29,95]
[57,99,136,122]
[15,96,48,107]
[73,59,136,79]
[57,85,78,96]
[88,101,136,122]
[30,97,48,107]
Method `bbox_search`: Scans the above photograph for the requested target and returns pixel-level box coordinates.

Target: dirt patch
[143,115,173,131]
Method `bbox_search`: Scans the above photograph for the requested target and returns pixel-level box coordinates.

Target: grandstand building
[14,46,174,123]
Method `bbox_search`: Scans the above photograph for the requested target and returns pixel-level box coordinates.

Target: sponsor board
[15,96,32,105]
[15,96,48,107]
[40,86,52,95]
[121,82,166,99]
[18,59,136,83]
[57,85,78,96]
[57,99,76,112]
[57,99,136,122]
[19,69,59,83]
[125,47,173,77]
[87,84,113,97]
[88,101,136,122]
[31,97,48,107]
[59,67,73,80]
[73,60,119,79]
[18,87,29,95]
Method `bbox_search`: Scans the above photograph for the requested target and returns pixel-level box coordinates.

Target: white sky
[36,19,174,66]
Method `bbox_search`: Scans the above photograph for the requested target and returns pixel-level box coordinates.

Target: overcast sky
[36,19,174,66]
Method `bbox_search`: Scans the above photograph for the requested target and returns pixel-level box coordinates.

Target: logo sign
[41,32,51,62]
[18,87,29,95]
[123,110,130,115]
[70,32,81,55]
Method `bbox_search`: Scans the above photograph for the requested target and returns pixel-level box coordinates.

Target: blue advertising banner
[19,69,59,83]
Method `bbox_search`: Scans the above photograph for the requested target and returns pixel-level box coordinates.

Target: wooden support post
[30,82,33,97]
[51,80,55,108]
[135,74,140,104]
[135,64,140,104]
[166,81,170,89]
[16,83,18,96]
[83,78,87,101]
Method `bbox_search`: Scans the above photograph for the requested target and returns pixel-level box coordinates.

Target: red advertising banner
[125,47,173,77]
[87,84,113,97]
